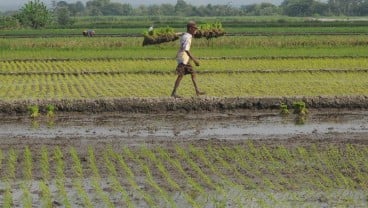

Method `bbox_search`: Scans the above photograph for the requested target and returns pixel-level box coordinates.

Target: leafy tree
[243,3,279,15]
[175,0,191,16]
[0,16,20,29]
[310,1,329,16]
[281,0,313,16]
[86,0,110,15]
[15,0,52,28]
[328,0,368,16]
[55,6,73,26]
[160,4,175,16]
[102,3,126,15]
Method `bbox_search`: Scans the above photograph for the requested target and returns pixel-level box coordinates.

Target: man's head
[187,21,198,35]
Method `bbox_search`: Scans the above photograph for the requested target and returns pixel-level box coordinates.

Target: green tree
[0,16,21,29]
[55,6,73,26]
[328,0,367,16]
[15,0,52,28]
[281,0,313,16]
[160,4,175,16]
[175,0,191,16]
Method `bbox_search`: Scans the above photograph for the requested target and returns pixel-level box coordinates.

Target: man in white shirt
[171,21,205,98]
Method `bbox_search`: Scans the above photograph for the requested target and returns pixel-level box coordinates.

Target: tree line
[1,0,368,29]
[53,0,368,17]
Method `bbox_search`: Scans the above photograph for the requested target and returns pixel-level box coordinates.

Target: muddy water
[0,109,367,140]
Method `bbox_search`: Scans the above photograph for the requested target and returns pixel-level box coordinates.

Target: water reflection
[0,110,366,139]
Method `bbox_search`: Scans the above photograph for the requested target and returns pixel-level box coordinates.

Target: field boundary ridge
[0,95,367,114]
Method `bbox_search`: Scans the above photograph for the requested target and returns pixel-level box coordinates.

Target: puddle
[0,109,367,140]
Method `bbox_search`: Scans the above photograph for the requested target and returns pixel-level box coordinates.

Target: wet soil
[0,95,367,114]
[0,109,367,207]
[0,109,367,150]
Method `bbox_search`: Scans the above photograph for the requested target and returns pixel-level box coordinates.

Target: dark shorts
[176,63,195,75]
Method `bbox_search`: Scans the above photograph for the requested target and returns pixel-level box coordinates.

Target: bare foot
[196,91,206,96]
[171,94,182,98]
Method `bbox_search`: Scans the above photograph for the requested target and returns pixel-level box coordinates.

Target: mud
[0,109,367,207]
[0,95,367,115]
[0,109,367,149]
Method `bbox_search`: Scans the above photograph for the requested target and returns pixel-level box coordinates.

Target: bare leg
[191,73,205,96]
[171,75,183,97]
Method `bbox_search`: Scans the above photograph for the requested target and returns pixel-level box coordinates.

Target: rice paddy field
[0,20,368,207]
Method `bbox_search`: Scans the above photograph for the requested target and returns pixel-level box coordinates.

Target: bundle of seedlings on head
[142,26,179,46]
[194,22,225,39]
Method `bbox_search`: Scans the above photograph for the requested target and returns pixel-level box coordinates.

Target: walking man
[171,21,205,98]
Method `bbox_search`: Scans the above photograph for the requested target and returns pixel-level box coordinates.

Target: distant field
[1,35,368,60]
[2,15,368,37]
[0,22,367,102]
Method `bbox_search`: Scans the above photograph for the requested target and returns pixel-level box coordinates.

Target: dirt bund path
[0,95,367,114]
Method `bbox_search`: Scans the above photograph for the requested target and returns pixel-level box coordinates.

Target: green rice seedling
[326,145,355,188]
[54,147,72,208]
[280,103,289,115]
[69,147,93,208]
[73,178,93,208]
[102,148,134,208]
[345,144,368,189]
[40,146,50,181]
[142,26,179,46]
[194,22,225,40]
[140,146,180,190]
[141,147,200,208]
[1,70,367,100]
[292,101,308,124]
[39,180,53,208]
[308,145,334,189]
[3,183,13,207]
[69,147,83,178]
[23,147,33,180]
[127,146,176,208]
[110,147,156,207]
[87,147,114,208]
[190,145,246,207]
[88,147,100,178]
[223,146,258,190]
[46,104,55,118]
[246,141,277,190]
[54,147,65,179]
[21,183,32,208]
[295,146,325,190]
[90,177,115,208]
[258,145,288,190]
[6,148,17,181]
[189,145,233,187]
[175,145,219,192]
[28,105,40,118]
[292,101,308,115]
[157,147,207,206]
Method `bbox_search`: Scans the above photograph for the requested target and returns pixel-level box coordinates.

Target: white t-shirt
[176,32,192,64]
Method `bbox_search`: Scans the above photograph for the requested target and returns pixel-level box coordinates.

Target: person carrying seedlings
[171,21,205,98]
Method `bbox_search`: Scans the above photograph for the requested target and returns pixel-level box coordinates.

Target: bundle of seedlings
[142,26,179,46]
[194,22,225,39]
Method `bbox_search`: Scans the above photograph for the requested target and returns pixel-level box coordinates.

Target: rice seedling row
[2,57,368,75]
[0,71,366,101]
[2,35,368,49]
[2,35,368,61]
[0,142,367,207]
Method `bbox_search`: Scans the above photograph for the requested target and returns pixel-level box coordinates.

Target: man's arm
[185,50,200,66]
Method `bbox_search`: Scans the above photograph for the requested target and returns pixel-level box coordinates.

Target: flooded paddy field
[1,109,367,141]
[0,109,367,207]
